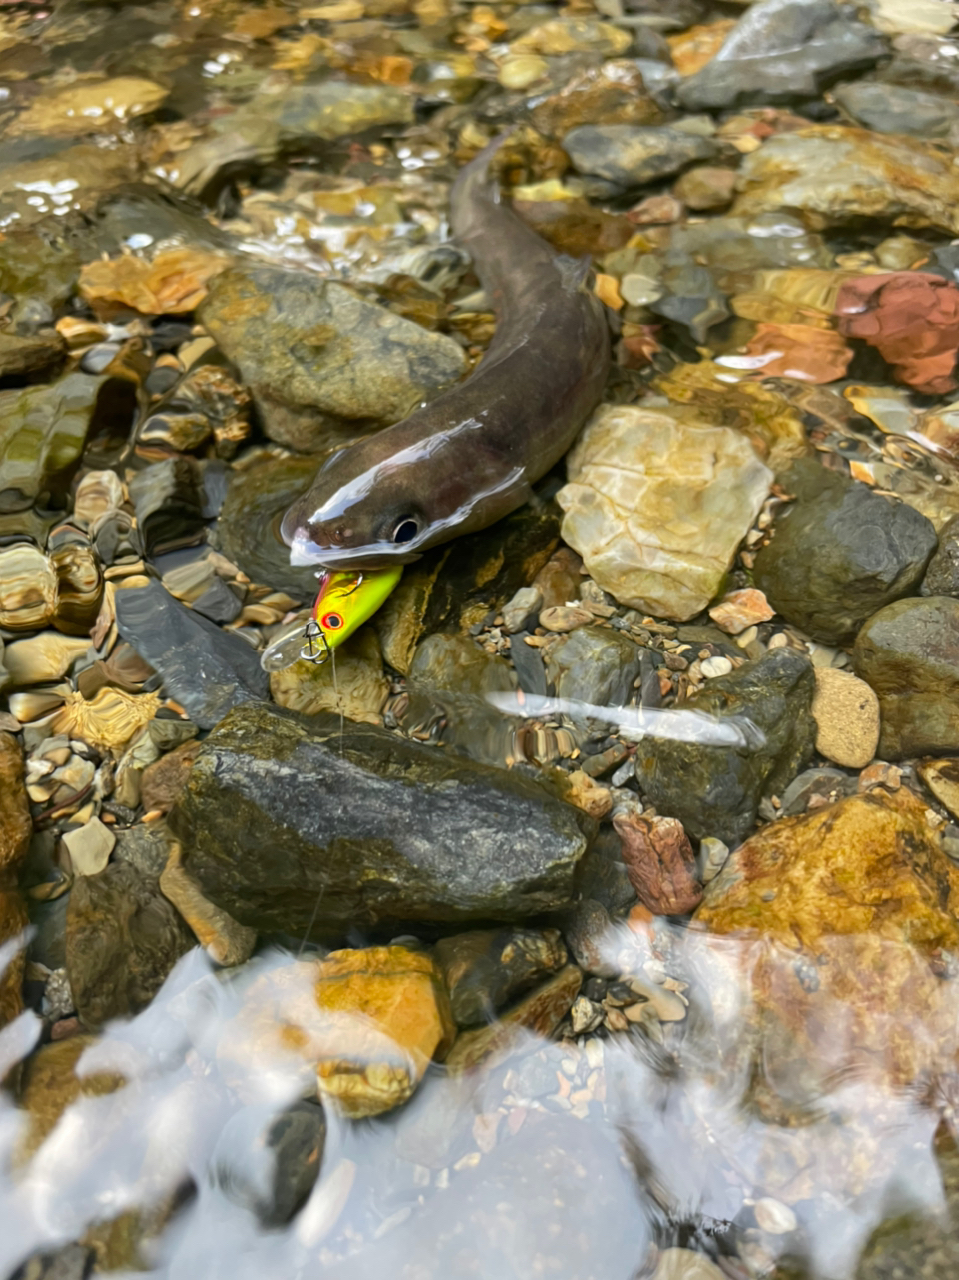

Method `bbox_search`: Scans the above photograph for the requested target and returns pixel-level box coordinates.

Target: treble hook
[300,618,332,665]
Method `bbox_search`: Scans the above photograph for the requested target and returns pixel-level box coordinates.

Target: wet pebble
[811,668,880,769]
[853,595,959,758]
[563,125,718,188]
[754,464,937,645]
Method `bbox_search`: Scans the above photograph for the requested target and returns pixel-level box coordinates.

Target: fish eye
[321,612,344,630]
[391,516,419,544]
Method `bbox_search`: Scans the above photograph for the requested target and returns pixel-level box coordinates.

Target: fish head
[281,440,434,569]
[303,564,403,661]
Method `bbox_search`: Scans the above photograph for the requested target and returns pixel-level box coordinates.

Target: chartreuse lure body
[260,565,402,672]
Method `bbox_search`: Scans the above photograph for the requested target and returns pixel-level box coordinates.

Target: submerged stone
[212,454,320,602]
[853,596,959,759]
[834,79,959,139]
[733,125,959,235]
[696,786,959,1088]
[563,125,717,187]
[0,373,129,515]
[543,625,642,707]
[635,649,816,845]
[115,580,269,730]
[676,0,885,110]
[557,404,771,620]
[753,465,937,645]
[171,702,592,939]
[65,856,194,1029]
[200,266,466,452]
[922,513,959,597]
[270,628,388,725]
[434,927,568,1027]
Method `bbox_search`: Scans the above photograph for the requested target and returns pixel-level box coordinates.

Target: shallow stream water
[4,0,959,1277]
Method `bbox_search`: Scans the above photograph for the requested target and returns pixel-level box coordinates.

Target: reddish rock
[835,272,959,395]
[613,812,702,915]
[742,322,853,384]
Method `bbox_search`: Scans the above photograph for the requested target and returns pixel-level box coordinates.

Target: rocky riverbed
[5,0,959,1276]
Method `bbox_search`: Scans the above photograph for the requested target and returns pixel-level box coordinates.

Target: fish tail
[449,130,514,238]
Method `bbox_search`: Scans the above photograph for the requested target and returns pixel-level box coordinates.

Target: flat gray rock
[115,579,269,729]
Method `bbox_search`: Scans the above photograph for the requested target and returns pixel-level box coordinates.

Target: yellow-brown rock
[269,628,388,725]
[313,946,455,1117]
[0,890,28,1031]
[0,732,31,873]
[0,733,31,1031]
[696,787,959,1088]
[218,948,455,1119]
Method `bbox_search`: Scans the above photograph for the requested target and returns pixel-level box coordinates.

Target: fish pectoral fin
[555,253,592,296]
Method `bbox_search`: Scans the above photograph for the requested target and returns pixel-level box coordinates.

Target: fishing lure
[260,564,402,672]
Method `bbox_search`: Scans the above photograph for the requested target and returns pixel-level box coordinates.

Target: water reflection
[3,916,959,1280]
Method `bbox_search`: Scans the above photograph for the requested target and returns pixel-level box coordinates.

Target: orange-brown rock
[835,273,959,395]
[312,945,455,1116]
[218,947,455,1119]
[741,322,853,384]
[614,812,702,915]
[79,247,231,319]
[696,786,959,1088]
[708,587,775,635]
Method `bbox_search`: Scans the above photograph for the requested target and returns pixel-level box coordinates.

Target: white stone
[700,836,729,883]
[866,0,959,35]
[62,816,115,876]
[754,1196,798,1235]
[700,655,733,678]
[558,405,772,621]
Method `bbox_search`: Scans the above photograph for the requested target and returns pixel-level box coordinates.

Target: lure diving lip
[260,564,402,673]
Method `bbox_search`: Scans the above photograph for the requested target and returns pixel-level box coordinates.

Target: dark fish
[281,134,611,570]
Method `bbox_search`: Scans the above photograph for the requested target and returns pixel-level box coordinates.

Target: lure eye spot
[321,612,344,630]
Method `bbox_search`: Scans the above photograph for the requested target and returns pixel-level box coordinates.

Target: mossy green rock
[635,648,816,845]
[853,595,959,759]
[753,467,937,644]
[200,265,466,452]
[171,702,592,940]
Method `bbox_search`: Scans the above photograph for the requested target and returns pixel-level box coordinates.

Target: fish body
[281,135,611,570]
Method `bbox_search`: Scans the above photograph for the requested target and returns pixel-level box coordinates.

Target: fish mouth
[289,532,421,570]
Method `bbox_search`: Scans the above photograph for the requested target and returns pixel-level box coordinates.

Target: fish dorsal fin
[555,254,592,295]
